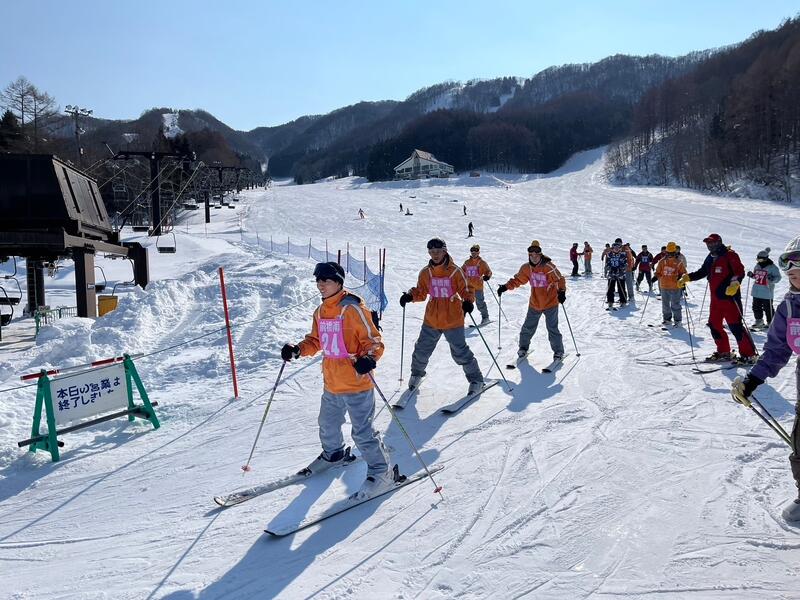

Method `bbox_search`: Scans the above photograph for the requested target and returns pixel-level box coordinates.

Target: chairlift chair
[156,232,177,254]
[0,287,14,326]
[0,257,23,306]
[94,265,107,292]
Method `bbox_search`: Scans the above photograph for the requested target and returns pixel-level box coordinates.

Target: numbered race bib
[529,271,548,288]
[787,317,800,355]
[641,256,650,263]
[754,270,769,286]
[465,265,480,279]
[319,317,349,359]
[430,276,454,299]
[663,266,675,277]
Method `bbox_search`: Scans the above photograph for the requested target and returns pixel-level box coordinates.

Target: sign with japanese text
[50,364,127,426]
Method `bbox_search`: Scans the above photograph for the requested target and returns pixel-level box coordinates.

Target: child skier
[462,244,493,326]
[605,242,628,307]
[497,240,566,360]
[281,262,392,499]
[601,243,611,278]
[747,247,782,329]
[731,237,800,521]
[679,233,756,363]
[654,242,687,326]
[582,241,593,275]
[569,243,580,277]
[400,238,484,396]
[634,244,654,292]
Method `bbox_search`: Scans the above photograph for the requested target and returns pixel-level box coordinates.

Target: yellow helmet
[666,242,677,253]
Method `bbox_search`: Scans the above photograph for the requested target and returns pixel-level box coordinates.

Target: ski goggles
[427,238,446,250]
[527,245,542,254]
[470,247,480,253]
[779,250,800,271]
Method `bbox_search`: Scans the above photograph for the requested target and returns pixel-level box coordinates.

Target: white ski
[214,451,360,507]
[506,350,532,369]
[265,464,444,536]
[393,379,424,409]
[541,354,568,373]
[440,380,500,414]
[468,319,493,328]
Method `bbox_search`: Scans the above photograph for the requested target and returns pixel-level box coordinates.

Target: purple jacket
[750,291,800,381]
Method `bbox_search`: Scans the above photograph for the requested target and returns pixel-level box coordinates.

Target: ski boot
[299,446,354,476]
[467,380,485,396]
[705,351,734,363]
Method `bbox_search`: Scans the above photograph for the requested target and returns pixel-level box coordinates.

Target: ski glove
[497,284,508,296]
[725,281,740,296]
[557,289,566,304]
[746,271,754,278]
[399,292,413,307]
[281,344,300,361]
[462,300,474,314]
[354,355,376,375]
[731,374,763,407]
[677,274,691,288]
[482,274,491,281]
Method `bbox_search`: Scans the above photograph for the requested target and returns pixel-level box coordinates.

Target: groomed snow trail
[1,148,799,599]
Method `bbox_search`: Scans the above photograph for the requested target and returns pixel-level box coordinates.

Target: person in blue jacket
[732,237,800,521]
[747,247,782,330]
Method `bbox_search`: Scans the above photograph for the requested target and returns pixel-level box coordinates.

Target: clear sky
[2,1,797,131]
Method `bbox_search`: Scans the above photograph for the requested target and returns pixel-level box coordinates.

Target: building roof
[394,149,453,171]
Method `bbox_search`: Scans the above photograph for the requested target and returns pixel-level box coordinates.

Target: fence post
[337,249,341,265]
[381,248,386,319]
[346,242,350,274]
[270,236,273,252]
[308,238,311,259]
[218,267,240,399]
[287,236,290,255]
[363,246,367,282]
[326,240,329,262]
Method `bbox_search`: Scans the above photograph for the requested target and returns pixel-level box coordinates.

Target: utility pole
[64,105,93,167]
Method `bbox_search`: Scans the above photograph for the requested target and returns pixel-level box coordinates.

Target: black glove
[462,300,474,314]
[742,374,763,397]
[497,284,508,296]
[747,271,754,278]
[557,289,566,304]
[400,292,413,307]
[281,344,300,361]
[354,355,376,375]
[482,274,491,281]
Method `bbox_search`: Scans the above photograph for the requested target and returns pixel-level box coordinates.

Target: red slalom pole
[218,267,240,399]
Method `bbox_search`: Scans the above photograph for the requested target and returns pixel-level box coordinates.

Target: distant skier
[400,238,484,397]
[280,262,393,499]
[747,247,781,329]
[622,242,636,299]
[654,242,687,326]
[462,244,492,326]
[405,207,413,216]
[497,240,566,361]
[467,221,474,237]
[678,233,756,363]
[358,208,365,219]
[582,241,593,275]
[569,243,580,276]
[605,242,628,308]
[463,205,467,216]
[601,243,611,278]
[731,236,800,521]
[400,203,403,212]
[634,245,654,292]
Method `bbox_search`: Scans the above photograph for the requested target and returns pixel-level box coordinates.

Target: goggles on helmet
[779,250,800,271]
[527,246,542,254]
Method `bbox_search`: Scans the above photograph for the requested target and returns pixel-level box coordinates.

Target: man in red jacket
[679,233,755,363]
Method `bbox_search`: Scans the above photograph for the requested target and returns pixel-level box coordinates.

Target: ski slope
[1,147,799,599]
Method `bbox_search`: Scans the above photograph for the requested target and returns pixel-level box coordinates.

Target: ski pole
[241,360,287,473]
[368,373,444,499]
[734,388,792,447]
[682,291,698,365]
[497,294,502,350]
[733,297,759,356]
[638,286,651,325]
[468,312,513,391]
[745,275,751,307]
[698,280,708,321]
[487,284,509,322]
[752,394,792,446]
[399,304,406,383]
[560,303,581,356]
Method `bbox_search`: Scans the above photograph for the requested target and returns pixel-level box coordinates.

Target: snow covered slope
[1,148,799,599]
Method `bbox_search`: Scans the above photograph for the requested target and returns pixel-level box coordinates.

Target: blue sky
[2,1,797,130]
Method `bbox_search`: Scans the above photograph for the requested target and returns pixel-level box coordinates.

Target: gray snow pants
[319,388,389,477]
[475,289,489,320]
[660,289,682,322]
[584,258,592,274]
[411,323,483,384]
[625,271,635,298]
[519,305,564,355]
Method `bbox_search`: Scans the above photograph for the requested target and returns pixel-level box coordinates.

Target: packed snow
[1,148,799,599]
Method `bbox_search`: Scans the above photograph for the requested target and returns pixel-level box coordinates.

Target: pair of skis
[214,450,444,537]
[392,378,500,414]
[506,351,567,373]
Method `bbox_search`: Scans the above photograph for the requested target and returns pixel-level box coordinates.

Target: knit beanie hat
[757,247,770,259]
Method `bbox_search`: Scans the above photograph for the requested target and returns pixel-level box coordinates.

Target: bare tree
[29,88,58,151]
[1,76,35,130]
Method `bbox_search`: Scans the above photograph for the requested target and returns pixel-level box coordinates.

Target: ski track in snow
[1,147,800,599]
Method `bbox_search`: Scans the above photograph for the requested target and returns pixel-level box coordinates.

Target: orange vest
[409,255,473,330]
[461,256,492,291]
[504,257,565,312]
